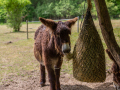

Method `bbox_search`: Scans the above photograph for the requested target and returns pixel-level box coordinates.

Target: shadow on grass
[61,82,114,90]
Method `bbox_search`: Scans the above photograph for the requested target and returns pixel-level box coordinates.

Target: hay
[73,9,106,82]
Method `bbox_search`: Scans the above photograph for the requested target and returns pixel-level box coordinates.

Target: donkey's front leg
[46,64,56,90]
[55,57,63,90]
[40,64,46,87]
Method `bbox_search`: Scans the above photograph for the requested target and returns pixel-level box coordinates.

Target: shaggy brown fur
[34,17,78,90]
[106,49,120,90]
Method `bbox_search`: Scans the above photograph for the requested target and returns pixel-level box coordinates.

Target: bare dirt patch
[0,70,114,90]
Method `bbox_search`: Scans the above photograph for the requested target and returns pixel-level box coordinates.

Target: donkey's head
[39,17,78,56]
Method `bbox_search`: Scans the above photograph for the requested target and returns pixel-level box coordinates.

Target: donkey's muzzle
[62,43,71,53]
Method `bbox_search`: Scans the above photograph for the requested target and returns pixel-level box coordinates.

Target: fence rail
[26,16,79,39]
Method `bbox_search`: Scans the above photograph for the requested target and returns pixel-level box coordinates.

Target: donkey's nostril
[63,49,70,53]
[62,43,71,53]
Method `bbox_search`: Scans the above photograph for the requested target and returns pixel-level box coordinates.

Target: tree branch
[94,0,120,67]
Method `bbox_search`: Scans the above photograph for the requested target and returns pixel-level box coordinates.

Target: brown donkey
[106,49,120,90]
[34,17,78,90]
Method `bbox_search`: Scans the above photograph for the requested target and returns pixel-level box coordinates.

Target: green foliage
[1,0,31,31]
[106,0,120,18]
[0,1,7,23]
[107,0,120,4]
[35,0,85,19]
[0,7,6,23]
[1,0,120,23]
[23,5,35,21]
[35,3,52,18]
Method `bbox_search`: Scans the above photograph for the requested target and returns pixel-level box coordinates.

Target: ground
[0,70,114,90]
[0,20,120,90]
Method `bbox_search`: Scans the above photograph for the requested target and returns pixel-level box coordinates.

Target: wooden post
[26,20,28,39]
[77,16,79,33]
[87,0,92,10]
[94,0,120,67]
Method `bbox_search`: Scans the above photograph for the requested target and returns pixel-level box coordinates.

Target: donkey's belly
[39,57,59,67]
[34,46,42,63]
[40,58,59,68]
[51,58,59,67]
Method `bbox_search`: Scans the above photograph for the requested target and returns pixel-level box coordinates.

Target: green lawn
[0,20,120,84]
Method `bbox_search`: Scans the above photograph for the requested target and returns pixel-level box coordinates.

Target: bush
[2,0,31,31]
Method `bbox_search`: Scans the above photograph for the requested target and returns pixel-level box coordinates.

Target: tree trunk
[94,0,120,67]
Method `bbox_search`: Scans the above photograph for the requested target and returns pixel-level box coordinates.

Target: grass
[0,20,120,84]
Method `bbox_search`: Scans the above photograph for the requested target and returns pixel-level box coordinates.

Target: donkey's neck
[48,33,63,57]
[48,35,56,50]
[47,35,60,58]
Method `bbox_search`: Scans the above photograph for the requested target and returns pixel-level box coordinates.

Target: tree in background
[23,5,35,21]
[35,0,85,19]
[0,0,31,32]
[1,0,120,23]
[106,0,120,18]
[27,0,120,20]
[0,1,7,23]
[0,7,6,23]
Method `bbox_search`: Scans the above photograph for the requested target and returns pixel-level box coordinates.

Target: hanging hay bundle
[73,8,106,82]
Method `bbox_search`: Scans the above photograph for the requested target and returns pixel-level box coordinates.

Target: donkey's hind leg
[40,64,46,87]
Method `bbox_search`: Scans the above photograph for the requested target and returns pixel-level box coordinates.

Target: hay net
[73,8,106,82]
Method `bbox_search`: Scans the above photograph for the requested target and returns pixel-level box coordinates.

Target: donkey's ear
[39,17,57,30]
[65,17,78,28]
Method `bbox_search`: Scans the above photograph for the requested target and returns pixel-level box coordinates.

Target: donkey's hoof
[40,82,45,87]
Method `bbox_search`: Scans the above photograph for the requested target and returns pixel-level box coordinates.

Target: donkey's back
[34,24,51,64]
